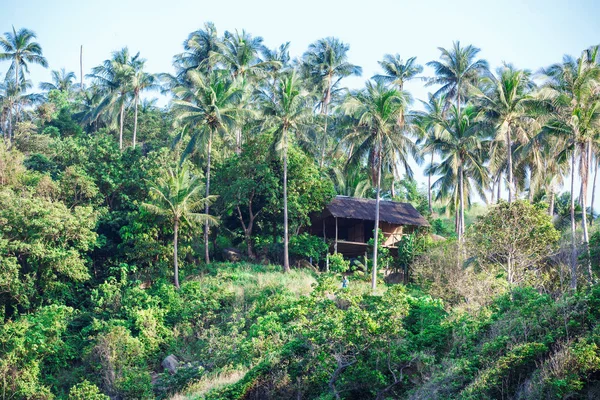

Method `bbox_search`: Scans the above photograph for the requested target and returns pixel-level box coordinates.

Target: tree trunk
[497,173,502,204]
[80,45,84,90]
[458,165,465,240]
[428,152,433,213]
[570,148,578,290]
[591,156,598,226]
[173,220,180,289]
[580,142,593,283]
[506,126,513,203]
[119,101,125,150]
[7,105,12,143]
[549,190,555,218]
[372,150,382,291]
[14,60,19,126]
[132,92,139,148]
[204,133,212,264]
[319,114,328,169]
[391,176,396,199]
[528,171,535,203]
[283,135,290,273]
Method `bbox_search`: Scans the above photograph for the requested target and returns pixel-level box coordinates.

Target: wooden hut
[308,196,430,258]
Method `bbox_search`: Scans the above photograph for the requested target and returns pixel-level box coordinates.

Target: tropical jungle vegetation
[1,23,600,399]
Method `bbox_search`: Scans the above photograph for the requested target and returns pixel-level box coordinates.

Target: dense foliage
[1,22,600,400]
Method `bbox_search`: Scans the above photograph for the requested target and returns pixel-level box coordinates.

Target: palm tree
[540,47,600,288]
[342,81,415,290]
[373,54,423,91]
[129,55,157,148]
[414,93,446,213]
[88,48,135,150]
[39,68,77,93]
[172,69,241,263]
[217,30,277,80]
[174,22,221,76]
[475,64,536,202]
[0,27,48,126]
[143,165,216,288]
[428,104,491,240]
[427,41,488,113]
[301,37,362,168]
[258,70,312,272]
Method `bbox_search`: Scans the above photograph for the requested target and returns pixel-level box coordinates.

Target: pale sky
[2,0,600,205]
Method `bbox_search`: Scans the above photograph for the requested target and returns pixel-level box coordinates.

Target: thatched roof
[323,196,430,227]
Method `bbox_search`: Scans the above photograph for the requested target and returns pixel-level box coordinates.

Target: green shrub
[68,380,109,400]
[328,253,350,273]
[289,232,329,263]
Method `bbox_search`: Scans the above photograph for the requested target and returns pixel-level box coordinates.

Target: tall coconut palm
[257,70,312,272]
[373,54,423,91]
[88,48,136,150]
[129,55,157,148]
[174,22,221,76]
[414,93,446,213]
[172,70,241,264]
[427,41,488,113]
[39,68,77,93]
[217,30,277,81]
[143,165,216,288]
[541,47,600,288]
[301,37,362,168]
[475,64,536,202]
[428,104,491,239]
[0,27,48,127]
[342,81,415,290]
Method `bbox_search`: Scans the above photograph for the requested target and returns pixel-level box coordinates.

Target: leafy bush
[289,232,329,263]
[68,380,109,400]
[328,252,350,273]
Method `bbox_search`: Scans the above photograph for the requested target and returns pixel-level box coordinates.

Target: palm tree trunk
[132,92,139,148]
[372,150,382,291]
[319,114,329,169]
[580,142,593,283]
[283,135,290,273]
[119,102,125,150]
[173,220,180,289]
[591,156,598,226]
[570,148,577,290]
[497,173,501,204]
[458,165,465,240]
[549,190,555,218]
[235,127,242,155]
[15,61,20,126]
[506,126,513,203]
[7,106,12,143]
[204,133,212,264]
[80,45,84,90]
[428,152,433,213]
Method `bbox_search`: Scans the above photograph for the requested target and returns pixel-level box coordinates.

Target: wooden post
[326,253,329,272]
[334,217,338,254]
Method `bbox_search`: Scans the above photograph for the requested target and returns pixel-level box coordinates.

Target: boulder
[384,272,405,285]
[222,247,243,262]
[161,354,179,375]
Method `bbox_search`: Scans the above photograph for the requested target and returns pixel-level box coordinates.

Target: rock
[222,247,243,262]
[431,234,446,242]
[384,272,405,285]
[161,354,179,375]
